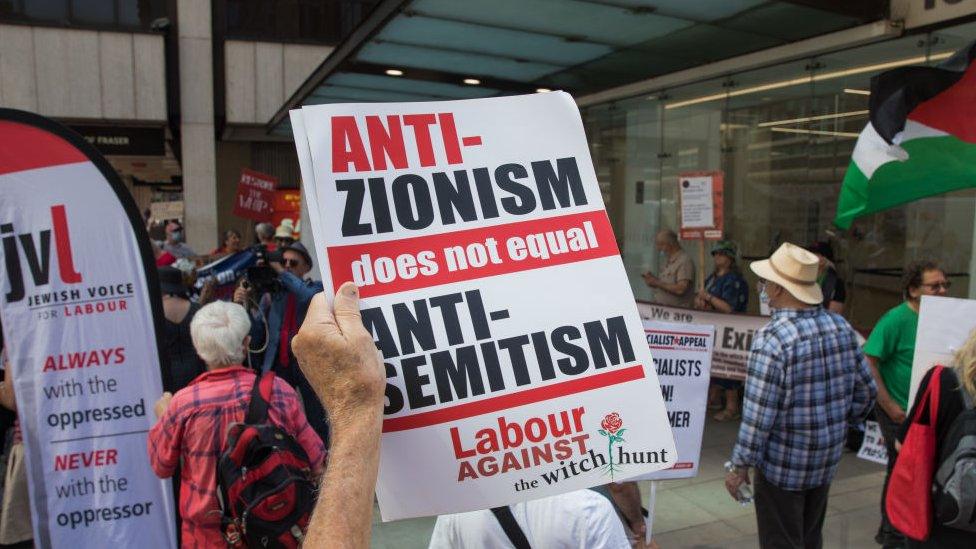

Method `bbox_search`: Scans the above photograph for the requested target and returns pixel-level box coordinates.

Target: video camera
[244,245,282,295]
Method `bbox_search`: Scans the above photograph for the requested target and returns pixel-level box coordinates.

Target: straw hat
[750,242,824,305]
[274,219,295,239]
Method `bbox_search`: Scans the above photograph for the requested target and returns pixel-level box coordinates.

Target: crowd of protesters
[0,211,969,549]
[638,232,973,549]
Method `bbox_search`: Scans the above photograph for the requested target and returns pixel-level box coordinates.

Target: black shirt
[162,301,207,393]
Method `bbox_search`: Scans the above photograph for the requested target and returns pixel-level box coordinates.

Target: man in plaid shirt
[726,243,876,549]
[148,301,326,548]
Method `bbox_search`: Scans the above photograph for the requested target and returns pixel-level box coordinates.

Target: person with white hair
[148,301,325,548]
[255,222,277,251]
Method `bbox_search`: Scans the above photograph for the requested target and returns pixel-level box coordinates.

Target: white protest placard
[857,421,889,465]
[0,111,176,547]
[291,92,676,520]
[148,200,183,222]
[679,175,713,229]
[636,303,768,381]
[636,321,713,480]
[909,295,976,404]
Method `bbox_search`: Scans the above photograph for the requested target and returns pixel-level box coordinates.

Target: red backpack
[216,372,317,548]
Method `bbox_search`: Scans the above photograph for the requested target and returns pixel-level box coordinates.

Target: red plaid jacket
[148,366,326,548]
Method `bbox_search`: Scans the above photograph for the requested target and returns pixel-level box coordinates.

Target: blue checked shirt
[731,307,877,490]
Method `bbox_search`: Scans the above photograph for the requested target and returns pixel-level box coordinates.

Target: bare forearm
[709,296,733,314]
[659,280,690,296]
[305,416,382,548]
[867,357,896,410]
[608,482,644,531]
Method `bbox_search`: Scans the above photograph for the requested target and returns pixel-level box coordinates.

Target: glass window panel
[24,0,68,21]
[71,0,114,25]
[583,22,976,326]
[118,0,146,26]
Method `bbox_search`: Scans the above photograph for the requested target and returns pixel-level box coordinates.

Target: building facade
[0,0,374,251]
[3,0,975,329]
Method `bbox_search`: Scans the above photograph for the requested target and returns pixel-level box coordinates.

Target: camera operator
[233,242,328,441]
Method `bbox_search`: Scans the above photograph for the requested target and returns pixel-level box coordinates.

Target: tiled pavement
[370,416,886,548]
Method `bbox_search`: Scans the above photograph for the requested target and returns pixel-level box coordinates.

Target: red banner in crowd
[271,189,301,229]
[233,168,277,222]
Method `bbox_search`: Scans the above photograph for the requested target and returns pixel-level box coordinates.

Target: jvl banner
[637,321,713,480]
[0,110,176,547]
[291,92,676,520]
[636,302,769,381]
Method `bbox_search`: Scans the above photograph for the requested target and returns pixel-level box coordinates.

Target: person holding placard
[643,229,696,308]
[726,243,876,549]
[864,260,949,547]
[696,240,748,422]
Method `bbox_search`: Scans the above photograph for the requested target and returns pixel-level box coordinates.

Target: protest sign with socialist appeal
[232,168,277,222]
[291,92,676,520]
[0,110,176,547]
[636,302,768,381]
[636,321,713,480]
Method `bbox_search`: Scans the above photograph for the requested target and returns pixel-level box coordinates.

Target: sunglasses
[283,259,304,268]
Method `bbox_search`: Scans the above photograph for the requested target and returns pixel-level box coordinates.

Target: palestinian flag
[835,42,976,229]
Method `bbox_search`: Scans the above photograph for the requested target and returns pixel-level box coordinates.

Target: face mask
[170,231,183,243]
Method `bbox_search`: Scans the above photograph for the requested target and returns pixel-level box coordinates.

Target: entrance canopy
[268,0,886,134]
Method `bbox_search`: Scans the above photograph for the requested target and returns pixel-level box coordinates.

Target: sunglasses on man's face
[283,259,303,268]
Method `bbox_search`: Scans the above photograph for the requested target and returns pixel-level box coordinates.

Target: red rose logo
[601,412,623,434]
[598,412,627,480]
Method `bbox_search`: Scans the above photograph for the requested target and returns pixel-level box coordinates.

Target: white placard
[636,303,768,381]
[679,175,714,229]
[635,321,713,480]
[857,421,889,465]
[909,296,976,404]
[0,113,176,547]
[148,200,183,222]
[291,92,676,520]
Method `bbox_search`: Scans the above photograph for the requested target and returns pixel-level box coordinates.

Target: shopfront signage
[67,125,165,157]
[891,0,976,29]
[290,92,677,520]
